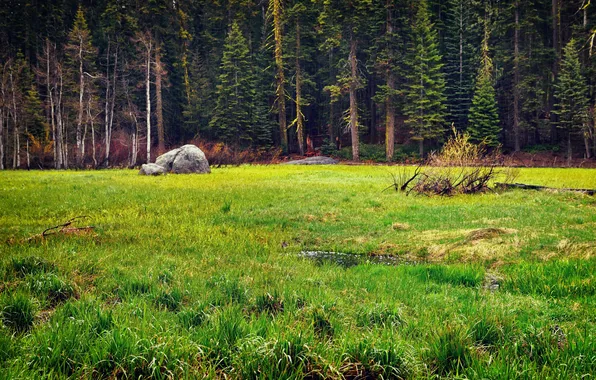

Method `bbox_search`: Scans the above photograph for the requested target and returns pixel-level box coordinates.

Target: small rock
[285,156,339,165]
[139,163,167,176]
[483,273,502,292]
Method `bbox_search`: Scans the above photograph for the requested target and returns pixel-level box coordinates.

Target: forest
[1,0,595,168]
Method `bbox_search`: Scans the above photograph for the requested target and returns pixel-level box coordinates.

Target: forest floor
[0,166,595,378]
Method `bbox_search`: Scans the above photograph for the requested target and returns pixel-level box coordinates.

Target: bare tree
[65,6,97,167]
[271,0,288,152]
[103,39,118,167]
[155,42,165,155]
[135,31,153,164]
[0,62,7,170]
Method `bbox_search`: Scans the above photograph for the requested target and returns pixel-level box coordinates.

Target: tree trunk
[385,0,395,162]
[89,102,97,168]
[513,1,521,152]
[146,37,152,164]
[0,76,4,170]
[567,130,572,166]
[295,19,304,156]
[57,71,66,168]
[131,112,138,167]
[0,107,3,170]
[10,72,20,169]
[419,140,424,157]
[104,40,111,166]
[155,43,165,155]
[272,0,287,152]
[550,0,560,144]
[349,35,359,161]
[76,37,84,167]
[328,49,335,148]
[45,40,58,168]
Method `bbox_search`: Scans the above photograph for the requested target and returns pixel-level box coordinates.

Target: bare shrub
[193,141,282,167]
[394,129,502,196]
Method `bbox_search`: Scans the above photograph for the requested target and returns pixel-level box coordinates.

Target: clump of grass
[342,341,412,379]
[470,317,505,348]
[356,304,403,329]
[426,325,473,376]
[312,309,334,340]
[158,269,174,284]
[221,200,232,213]
[411,264,485,287]
[235,335,316,378]
[28,273,77,306]
[111,278,153,302]
[1,292,36,333]
[207,276,248,304]
[515,325,564,365]
[501,258,596,298]
[154,288,183,311]
[178,307,208,330]
[8,256,54,278]
[0,331,17,363]
[254,292,284,315]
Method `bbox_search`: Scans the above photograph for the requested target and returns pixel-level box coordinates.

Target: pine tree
[371,0,409,162]
[468,23,500,147]
[443,0,481,130]
[65,6,96,167]
[404,0,447,157]
[554,38,589,161]
[209,22,256,145]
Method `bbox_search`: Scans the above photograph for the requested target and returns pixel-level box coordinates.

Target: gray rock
[172,145,211,174]
[285,156,339,165]
[155,148,181,171]
[154,144,211,174]
[139,163,167,176]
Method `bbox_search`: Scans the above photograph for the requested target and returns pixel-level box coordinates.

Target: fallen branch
[496,183,596,196]
[8,216,96,244]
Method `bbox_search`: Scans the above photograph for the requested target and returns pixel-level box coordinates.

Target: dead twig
[8,216,95,245]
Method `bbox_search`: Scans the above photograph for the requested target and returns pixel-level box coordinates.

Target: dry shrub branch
[392,129,512,196]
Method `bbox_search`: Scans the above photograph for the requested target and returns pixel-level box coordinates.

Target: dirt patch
[392,222,410,231]
[466,228,516,242]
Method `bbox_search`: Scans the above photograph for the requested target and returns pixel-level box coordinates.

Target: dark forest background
[1,0,595,168]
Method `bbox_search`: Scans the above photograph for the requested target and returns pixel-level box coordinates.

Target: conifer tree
[65,6,96,167]
[404,0,447,157]
[468,23,500,147]
[443,0,481,130]
[209,22,255,145]
[554,39,589,161]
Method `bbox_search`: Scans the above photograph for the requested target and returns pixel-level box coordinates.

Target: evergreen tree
[443,0,481,130]
[468,24,500,147]
[64,6,96,167]
[404,0,447,157]
[371,0,410,161]
[209,22,256,145]
[554,38,589,160]
[317,0,373,161]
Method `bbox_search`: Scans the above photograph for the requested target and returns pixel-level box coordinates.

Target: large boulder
[155,148,181,171]
[154,144,211,174]
[285,156,339,165]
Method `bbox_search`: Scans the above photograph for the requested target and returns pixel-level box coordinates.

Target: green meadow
[1,166,595,379]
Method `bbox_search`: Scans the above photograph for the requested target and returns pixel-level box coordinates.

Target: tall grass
[0,167,595,378]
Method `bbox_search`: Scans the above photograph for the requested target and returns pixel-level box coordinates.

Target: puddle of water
[299,251,404,268]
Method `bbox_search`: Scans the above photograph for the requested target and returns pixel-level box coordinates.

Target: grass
[0,165,595,378]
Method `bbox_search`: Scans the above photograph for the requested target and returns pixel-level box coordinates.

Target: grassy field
[0,165,595,379]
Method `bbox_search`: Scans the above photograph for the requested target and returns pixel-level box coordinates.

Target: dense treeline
[0,0,595,168]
